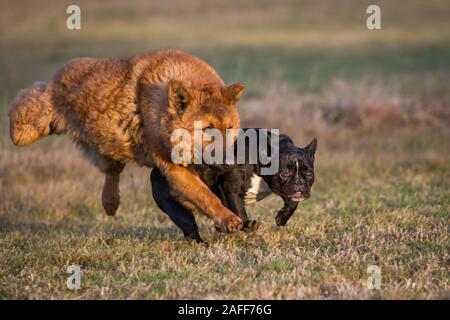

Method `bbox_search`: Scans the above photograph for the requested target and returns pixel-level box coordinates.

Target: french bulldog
[151,129,317,243]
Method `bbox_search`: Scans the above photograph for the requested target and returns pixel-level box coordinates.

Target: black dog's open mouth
[271,189,309,202]
[288,192,307,202]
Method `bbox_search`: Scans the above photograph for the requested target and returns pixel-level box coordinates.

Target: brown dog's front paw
[243,220,260,232]
[215,215,243,233]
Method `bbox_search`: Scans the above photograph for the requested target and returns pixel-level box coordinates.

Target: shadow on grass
[0,216,183,242]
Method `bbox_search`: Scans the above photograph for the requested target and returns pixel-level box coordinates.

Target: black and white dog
[151,129,317,243]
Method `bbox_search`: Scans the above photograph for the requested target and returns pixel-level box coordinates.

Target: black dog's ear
[304,137,317,161]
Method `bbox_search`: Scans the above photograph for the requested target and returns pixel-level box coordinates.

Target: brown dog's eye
[203,126,213,132]
[280,171,289,180]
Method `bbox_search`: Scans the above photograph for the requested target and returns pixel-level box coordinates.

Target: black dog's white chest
[244,174,273,204]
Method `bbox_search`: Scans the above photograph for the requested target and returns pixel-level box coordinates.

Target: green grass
[0,129,448,299]
[0,0,449,299]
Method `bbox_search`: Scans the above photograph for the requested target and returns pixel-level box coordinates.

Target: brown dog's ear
[168,79,191,113]
[221,83,245,105]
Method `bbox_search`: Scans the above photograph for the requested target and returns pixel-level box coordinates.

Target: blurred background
[0,0,448,299]
[1,0,449,145]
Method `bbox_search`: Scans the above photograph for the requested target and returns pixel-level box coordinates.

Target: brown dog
[9,50,245,232]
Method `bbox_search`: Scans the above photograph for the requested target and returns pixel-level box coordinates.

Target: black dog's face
[264,138,317,202]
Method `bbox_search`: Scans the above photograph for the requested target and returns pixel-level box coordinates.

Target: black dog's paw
[275,211,294,226]
[275,215,286,226]
[243,220,260,232]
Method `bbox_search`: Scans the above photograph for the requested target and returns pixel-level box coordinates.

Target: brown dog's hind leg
[79,144,125,216]
[102,173,121,216]
[100,160,125,216]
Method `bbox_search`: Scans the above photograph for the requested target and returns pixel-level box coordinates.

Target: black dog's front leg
[275,198,299,226]
[150,168,205,244]
[219,172,260,231]
[220,184,248,220]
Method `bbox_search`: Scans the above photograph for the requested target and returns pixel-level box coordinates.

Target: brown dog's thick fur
[9,50,245,232]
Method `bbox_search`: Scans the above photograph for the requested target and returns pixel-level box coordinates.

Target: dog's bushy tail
[8,82,58,146]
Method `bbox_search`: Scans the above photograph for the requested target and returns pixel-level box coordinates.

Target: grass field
[0,0,449,299]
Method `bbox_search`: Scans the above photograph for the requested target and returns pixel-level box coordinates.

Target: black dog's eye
[280,171,290,180]
[306,172,313,180]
